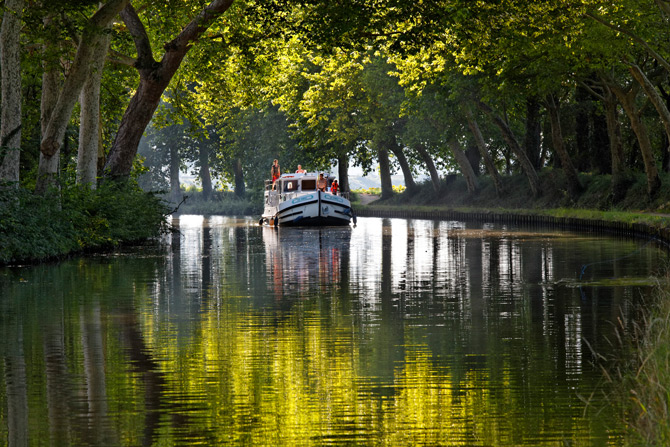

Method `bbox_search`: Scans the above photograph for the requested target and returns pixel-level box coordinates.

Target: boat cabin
[265,173,335,194]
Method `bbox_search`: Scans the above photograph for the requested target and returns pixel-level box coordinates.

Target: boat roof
[277,172,331,180]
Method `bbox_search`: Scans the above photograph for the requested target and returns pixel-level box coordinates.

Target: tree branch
[107,48,136,67]
[585,11,670,74]
[655,0,670,17]
[578,79,605,101]
[162,0,234,57]
[120,3,156,69]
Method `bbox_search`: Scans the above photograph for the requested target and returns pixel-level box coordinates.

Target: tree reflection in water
[0,216,663,445]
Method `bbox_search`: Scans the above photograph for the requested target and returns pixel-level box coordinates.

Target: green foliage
[358,170,670,232]
[620,273,670,445]
[0,187,78,264]
[352,185,405,195]
[0,182,169,265]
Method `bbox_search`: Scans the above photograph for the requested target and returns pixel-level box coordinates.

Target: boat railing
[265,191,280,207]
[280,191,300,202]
[265,183,350,203]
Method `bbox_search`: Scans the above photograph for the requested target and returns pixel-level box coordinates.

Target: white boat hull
[262,190,353,226]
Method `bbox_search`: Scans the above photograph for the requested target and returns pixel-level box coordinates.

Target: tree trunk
[389,144,416,193]
[104,0,234,178]
[199,145,212,200]
[466,142,481,175]
[448,140,479,193]
[169,143,180,203]
[36,21,62,196]
[77,28,112,189]
[337,153,350,193]
[545,95,583,197]
[629,63,670,164]
[233,158,245,197]
[413,143,441,194]
[36,0,130,195]
[378,148,394,200]
[610,82,661,196]
[602,86,627,201]
[477,100,541,197]
[0,0,24,186]
[575,84,591,172]
[524,96,542,169]
[465,106,505,196]
[663,86,670,171]
[591,100,610,174]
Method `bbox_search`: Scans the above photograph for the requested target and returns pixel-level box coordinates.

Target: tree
[464,106,505,196]
[0,0,24,186]
[477,100,541,197]
[103,0,235,179]
[37,0,130,195]
[448,139,479,193]
[601,69,662,196]
[545,94,583,197]
[77,19,113,188]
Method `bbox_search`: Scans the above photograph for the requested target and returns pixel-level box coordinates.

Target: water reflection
[263,226,351,300]
[0,216,665,446]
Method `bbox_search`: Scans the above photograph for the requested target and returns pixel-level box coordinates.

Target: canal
[0,216,666,446]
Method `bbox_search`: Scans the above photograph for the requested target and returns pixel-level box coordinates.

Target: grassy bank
[355,170,670,231]
[0,181,170,265]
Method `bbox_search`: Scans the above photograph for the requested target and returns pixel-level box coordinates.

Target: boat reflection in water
[263,225,351,299]
[1,216,666,446]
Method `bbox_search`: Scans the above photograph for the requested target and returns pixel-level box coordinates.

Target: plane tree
[284,49,429,199]
[360,56,422,196]
[10,0,670,202]
[178,21,312,196]
[384,0,668,199]
[0,0,24,187]
[261,44,380,194]
[103,0,236,178]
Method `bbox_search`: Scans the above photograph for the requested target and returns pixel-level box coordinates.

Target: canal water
[0,216,666,446]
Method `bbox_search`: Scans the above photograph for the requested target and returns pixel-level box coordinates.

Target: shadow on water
[0,215,666,445]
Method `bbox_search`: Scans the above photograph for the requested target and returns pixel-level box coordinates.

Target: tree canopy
[3,0,670,203]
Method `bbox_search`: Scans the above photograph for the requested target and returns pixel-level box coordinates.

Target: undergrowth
[0,181,169,265]
[595,270,670,446]
[372,170,670,217]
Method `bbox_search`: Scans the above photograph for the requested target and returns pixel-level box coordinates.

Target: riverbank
[0,182,169,265]
[356,202,670,246]
[353,170,670,245]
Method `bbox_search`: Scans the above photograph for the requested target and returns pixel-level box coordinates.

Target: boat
[260,172,355,226]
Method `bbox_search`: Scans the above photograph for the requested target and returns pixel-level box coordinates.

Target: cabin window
[301,179,316,190]
[284,180,298,191]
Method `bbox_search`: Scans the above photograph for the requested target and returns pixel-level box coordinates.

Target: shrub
[0,181,169,265]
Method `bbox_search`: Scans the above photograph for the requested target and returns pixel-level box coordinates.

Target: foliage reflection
[0,216,662,445]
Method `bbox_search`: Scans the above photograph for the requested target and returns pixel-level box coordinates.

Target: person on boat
[317,173,327,192]
[330,179,339,195]
[296,165,306,174]
[271,159,281,187]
